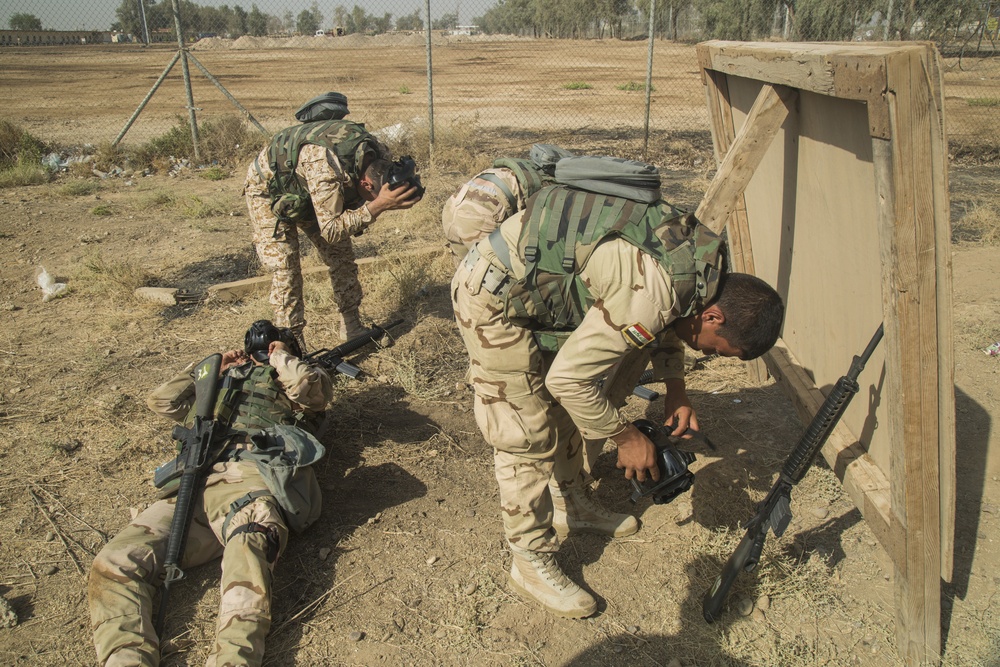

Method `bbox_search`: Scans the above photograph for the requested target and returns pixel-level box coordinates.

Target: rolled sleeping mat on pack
[530,143,575,174]
[555,155,662,203]
[295,92,350,122]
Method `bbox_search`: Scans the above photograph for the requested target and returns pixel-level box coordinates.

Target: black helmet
[244,320,281,363]
[295,92,349,122]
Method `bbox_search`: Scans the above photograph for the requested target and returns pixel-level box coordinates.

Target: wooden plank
[925,46,956,584]
[881,47,942,664]
[695,83,798,236]
[698,40,897,138]
[207,245,447,301]
[700,69,767,384]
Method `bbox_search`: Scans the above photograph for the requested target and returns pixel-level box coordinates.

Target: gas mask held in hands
[628,419,697,505]
[386,155,425,198]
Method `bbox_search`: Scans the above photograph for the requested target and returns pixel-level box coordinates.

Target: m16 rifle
[303,319,403,379]
[154,353,223,635]
[702,324,884,623]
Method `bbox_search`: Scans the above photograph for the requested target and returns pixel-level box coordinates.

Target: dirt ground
[0,38,999,667]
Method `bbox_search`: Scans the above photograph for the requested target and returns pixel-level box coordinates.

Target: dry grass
[953,201,1000,245]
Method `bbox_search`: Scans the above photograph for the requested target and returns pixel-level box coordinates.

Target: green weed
[563,82,593,90]
[967,97,1000,107]
[399,85,411,94]
[90,204,115,216]
[200,166,229,181]
[60,180,101,197]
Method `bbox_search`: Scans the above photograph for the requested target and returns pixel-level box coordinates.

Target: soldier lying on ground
[88,321,333,666]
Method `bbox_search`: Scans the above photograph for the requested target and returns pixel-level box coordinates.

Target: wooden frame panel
[697,41,954,665]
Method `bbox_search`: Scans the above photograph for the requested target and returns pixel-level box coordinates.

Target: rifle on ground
[303,319,403,379]
[154,353,223,635]
[702,323,884,623]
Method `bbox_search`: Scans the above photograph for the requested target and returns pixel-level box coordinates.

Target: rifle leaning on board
[702,324,884,623]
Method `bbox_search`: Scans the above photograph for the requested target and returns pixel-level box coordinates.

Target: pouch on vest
[243,424,326,533]
[555,156,661,204]
[271,192,315,223]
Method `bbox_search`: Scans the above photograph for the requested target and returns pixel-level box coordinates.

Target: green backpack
[260,120,380,223]
[503,185,725,349]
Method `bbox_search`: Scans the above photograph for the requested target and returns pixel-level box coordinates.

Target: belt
[464,244,514,299]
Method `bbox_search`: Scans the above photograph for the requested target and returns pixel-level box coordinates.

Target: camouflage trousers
[247,193,362,340]
[451,257,581,552]
[88,461,289,667]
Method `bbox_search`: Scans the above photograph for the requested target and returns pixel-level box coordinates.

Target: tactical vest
[259,120,379,223]
[479,158,549,213]
[185,363,298,435]
[503,184,725,335]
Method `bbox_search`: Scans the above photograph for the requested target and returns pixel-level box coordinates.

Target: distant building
[452,25,480,36]
[0,29,112,46]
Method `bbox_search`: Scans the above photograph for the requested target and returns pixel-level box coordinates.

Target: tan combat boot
[508,549,597,619]
[339,309,367,340]
[551,484,639,538]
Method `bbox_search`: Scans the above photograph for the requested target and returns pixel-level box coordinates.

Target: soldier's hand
[613,423,661,483]
[663,378,699,437]
[268,341,289,357]
[369,183,422,217]
[221,349,247,372]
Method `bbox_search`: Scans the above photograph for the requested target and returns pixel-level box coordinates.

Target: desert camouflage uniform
[451,212,687,552]
[441,167,525,264]
[244,142,385,340]
[88,350,332,667]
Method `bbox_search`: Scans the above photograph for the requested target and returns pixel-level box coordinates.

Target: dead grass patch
[953,201,1000,245]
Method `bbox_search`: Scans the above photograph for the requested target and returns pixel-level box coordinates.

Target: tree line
[8,0,993,46]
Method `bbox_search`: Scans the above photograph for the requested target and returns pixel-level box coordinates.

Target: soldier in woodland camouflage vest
[244,93,422,350]
[88,321,333,666]
[451,183,784,619]
[441,144,574,265]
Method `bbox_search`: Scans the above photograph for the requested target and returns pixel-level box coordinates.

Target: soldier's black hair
[712,273,784,361]
[364,157,392,191]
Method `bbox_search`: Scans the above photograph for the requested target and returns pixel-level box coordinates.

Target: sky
[3,0,476,32]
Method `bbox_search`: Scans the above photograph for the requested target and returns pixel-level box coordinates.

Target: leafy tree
[114,0,170,38]
[248,4,268,36]
[695,0,780,40]
[9,13,43,31]
[347,5,370,34]
[432,13,458,30]
[297,9,320,34]
[371,12,393,33]
[396,9,424,31]
[794,0,878,41]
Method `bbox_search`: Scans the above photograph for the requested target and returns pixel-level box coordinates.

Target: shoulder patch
[622,322,655,349]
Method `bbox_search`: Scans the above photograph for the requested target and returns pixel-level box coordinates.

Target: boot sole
[507,574,597,619]
[553,521,640,539]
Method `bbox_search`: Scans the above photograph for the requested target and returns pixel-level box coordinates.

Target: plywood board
[698,41,955,665]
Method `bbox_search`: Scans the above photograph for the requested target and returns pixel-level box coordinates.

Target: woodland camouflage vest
[260,120,378,222]
[504,184,726,333]
[184,364,298,435]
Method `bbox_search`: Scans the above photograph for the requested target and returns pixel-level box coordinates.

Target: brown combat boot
[551,484,639,538]
[508,548,597,619]
[339,309,367,340]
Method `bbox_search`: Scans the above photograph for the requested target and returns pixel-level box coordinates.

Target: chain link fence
[1,0,998,156]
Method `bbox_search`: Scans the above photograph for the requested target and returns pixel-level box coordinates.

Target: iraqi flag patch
[622,322,655,349]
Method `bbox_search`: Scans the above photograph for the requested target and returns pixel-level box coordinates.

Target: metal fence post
[643,0,656,158]
[425,0,435,156]
[171,0,200,161]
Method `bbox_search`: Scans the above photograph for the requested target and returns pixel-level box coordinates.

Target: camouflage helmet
[244,320,282,362]
[295,92,350,122]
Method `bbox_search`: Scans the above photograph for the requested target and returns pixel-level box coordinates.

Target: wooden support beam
[207,245,447,302]
[695,83,798,236]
